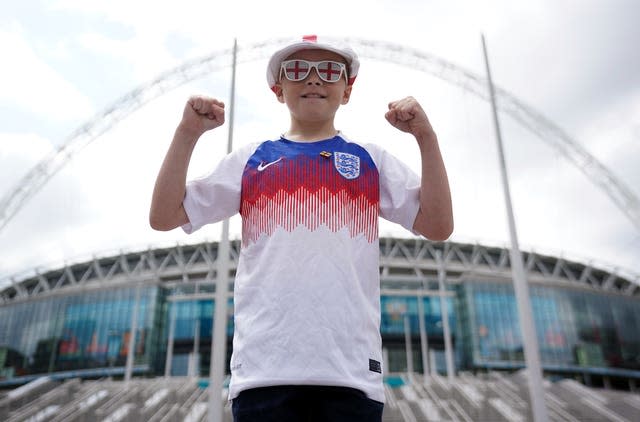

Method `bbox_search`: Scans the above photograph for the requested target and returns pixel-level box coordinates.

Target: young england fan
[150,35,453,422]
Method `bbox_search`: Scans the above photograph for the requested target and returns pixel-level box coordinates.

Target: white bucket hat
[267,35,360,92]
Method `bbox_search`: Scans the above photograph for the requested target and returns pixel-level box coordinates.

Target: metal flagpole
[208,38,238,422]
[481,33,549,422]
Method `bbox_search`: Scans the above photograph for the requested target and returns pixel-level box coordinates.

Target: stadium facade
[1,238,639,392]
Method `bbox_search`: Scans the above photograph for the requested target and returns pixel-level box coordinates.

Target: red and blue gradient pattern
[240,137,380,245]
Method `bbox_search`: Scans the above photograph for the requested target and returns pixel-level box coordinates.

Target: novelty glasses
[280,59,347,83]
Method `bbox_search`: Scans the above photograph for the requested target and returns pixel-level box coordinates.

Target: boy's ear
[274,84,285,103]
[341,85,353,105]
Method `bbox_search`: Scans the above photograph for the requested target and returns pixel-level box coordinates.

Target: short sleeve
[365,143,421,233]
[181,143,259,234]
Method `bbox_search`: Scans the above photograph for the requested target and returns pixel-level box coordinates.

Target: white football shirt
[183,134,420,402]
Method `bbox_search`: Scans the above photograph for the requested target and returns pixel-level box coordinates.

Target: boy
[150,35,453,421]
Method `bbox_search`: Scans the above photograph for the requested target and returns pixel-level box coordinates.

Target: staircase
[1,372,638,421]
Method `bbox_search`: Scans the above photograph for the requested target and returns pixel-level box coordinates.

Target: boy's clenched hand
[385,96,436,142]
[179,95,226,139]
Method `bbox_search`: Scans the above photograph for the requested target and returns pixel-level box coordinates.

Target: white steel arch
[1,37,638,233]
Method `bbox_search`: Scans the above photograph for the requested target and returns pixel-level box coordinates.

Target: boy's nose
[305,69,323,85]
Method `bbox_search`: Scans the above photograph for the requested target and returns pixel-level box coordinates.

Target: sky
[1,0,639,288]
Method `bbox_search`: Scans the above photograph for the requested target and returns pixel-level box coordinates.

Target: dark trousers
[232,385,384,422]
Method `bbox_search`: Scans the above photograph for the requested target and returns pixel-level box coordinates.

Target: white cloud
[1,0,639,284]
[76,30,180,83]
[0,23,94,123]
[0,133,54,192]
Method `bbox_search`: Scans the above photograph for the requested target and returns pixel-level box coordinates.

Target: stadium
[1,237,640,421]
[1,36,640,421]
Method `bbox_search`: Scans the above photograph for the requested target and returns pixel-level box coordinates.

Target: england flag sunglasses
[280,59,348,83]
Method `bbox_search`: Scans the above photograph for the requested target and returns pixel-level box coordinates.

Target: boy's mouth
[301,93,326,99]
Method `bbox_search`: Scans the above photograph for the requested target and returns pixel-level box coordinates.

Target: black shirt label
[369,359,382,373]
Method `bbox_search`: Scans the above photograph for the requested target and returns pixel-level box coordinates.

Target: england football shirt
[182,133,420,402]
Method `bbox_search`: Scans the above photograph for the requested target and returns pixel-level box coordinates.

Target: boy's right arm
[149,96,225,231]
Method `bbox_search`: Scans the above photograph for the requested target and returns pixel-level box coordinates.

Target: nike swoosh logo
[257,157,283,171]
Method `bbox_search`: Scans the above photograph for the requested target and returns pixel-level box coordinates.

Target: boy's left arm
[385,96,454,241]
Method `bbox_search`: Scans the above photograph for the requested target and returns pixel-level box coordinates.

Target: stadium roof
[1,238,637,305]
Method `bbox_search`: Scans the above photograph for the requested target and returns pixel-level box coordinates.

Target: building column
[436,250,455,380]
[164,303,176,377]
[125,283,141,383]
[404,314,414,374]
[417,291,430,380]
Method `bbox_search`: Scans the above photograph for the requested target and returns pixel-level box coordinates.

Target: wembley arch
[1,36,638,234]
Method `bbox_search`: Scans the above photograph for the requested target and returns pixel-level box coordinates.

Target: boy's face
[274,49,352,123]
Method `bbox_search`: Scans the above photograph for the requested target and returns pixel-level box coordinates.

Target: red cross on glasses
[280,59,347,83]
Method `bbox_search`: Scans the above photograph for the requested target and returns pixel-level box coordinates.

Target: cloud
[0,23,94,123]
[2,0,639,285]
[0,133,53,191]
[0,132,94,277]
